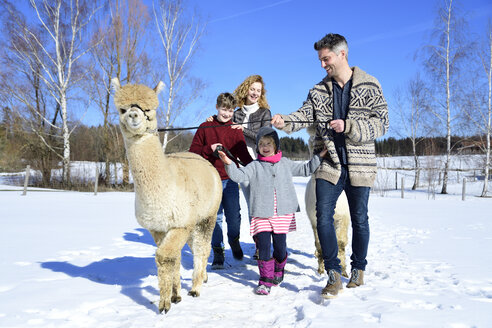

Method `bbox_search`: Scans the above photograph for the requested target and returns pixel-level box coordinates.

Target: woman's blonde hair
[233,75,270,109]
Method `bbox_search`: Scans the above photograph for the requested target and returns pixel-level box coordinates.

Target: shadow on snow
[40,228,195,313]
[41,255,160,312]
[40,228,324,311]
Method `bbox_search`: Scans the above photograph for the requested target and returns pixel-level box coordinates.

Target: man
[271,33,388,298]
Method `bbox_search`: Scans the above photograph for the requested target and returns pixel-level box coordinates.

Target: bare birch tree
[482,24,492,197]
[153,0,206,151]
[420,0,469,194]
[0,2,62,185]
[395,73,433,190]
[460,22,492,197]
[88,0,151,185]
[2,0,103,185]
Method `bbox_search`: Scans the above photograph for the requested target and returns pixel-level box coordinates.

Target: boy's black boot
[212,247,224,270]
[229,237,244,260]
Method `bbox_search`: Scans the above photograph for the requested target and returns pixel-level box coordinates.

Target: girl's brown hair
[233,75,270,109]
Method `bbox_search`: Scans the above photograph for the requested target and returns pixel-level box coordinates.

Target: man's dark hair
[216,92,236,109]
[314,33,349,55]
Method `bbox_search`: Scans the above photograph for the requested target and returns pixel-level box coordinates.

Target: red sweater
[189,116,253,180]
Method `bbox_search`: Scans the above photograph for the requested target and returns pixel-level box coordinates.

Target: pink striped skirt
[250,191,296,236]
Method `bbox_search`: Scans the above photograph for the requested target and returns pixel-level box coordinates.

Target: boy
[189,92,254,269]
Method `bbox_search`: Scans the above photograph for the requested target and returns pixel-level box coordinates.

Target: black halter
[129,103,153,121]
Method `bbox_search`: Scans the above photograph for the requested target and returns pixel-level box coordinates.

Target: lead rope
[156,119,333,132]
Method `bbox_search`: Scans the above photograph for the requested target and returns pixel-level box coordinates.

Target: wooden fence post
[94,166,99,196]
[462,178,466,201]
[22,165,30,196]
[395,172,398,190]
[401,177,404,199]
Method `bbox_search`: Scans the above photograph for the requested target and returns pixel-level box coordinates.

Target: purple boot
[273,255,287,286]
[255,259,275,295]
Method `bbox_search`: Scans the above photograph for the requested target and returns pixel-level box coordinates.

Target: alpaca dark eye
[119,108,127,114]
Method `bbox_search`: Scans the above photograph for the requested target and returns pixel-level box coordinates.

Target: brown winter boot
[346,269,364,288]
[321,269,343,299]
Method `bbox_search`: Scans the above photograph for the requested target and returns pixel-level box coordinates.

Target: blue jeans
[315,166,370,272]
[212,179,242,248]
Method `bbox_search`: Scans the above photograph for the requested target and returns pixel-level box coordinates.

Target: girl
[218,126,327,295]
[232,75,272,260]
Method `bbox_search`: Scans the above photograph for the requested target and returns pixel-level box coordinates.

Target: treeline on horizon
[375,136,485,157]
[0,120,310,171]
[2,119,483,172]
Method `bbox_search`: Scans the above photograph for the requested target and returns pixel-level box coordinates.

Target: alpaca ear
[154,81,165,95]
[111,78,121,92]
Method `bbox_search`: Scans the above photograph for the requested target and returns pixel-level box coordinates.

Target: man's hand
[319,146,328,158]
[206,116,214,122]
[329,119,345,133]
[271,114,285,129]
[217,150,232,165]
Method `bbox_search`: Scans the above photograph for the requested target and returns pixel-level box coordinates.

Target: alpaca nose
[129,111,139,119]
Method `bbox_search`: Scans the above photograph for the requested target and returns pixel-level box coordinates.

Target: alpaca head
[111,78,165,137]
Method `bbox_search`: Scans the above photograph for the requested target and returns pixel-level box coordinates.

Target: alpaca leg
[306,177,325,275]
[308,209,324,275]
[188,215,215,297]
[313,228,325,275]
[335,226,348,277]
[334,211,350,278]
[337,240,348,278]
[172,249,183,304]
[153,228,189,314]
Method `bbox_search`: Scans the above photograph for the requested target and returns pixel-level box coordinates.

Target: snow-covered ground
[1,157,491,327]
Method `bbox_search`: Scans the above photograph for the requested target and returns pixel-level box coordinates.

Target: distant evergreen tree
[280,136,309,159]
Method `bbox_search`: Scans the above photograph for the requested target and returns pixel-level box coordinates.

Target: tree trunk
[481,30,492,197]
[61,92,71,186]
[123,159,130,185]
[412,158,420,190]
[441,1,452,195]
[161,85,173,152]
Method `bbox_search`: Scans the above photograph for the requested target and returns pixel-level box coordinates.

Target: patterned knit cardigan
[280,66,389,187]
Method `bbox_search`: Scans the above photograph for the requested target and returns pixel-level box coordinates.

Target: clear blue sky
[166,0,492,141]
[90,0,491,141]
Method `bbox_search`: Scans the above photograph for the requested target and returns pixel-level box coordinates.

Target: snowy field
[1,156,491,327]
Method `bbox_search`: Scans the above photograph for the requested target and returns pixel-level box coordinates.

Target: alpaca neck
[125,133,168,191]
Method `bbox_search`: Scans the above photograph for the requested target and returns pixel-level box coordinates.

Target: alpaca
[305,127,350,277]
[305,178,350,277]
[112,78,222,314]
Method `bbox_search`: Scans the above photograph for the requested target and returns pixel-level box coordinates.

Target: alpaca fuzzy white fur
[112,78,222,313]
[305,127,350,277]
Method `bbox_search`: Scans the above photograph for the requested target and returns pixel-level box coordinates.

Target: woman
[232,75,272,159]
